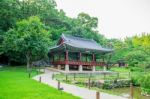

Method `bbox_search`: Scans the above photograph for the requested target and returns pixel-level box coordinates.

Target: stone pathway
[33,69,127,99]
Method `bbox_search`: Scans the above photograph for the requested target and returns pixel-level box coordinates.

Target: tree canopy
[0,0,150,71]
[2,16,51,70]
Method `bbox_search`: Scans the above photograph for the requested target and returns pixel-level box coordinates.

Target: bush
[139,73,150,95]
[131,74,141,86]
[102,80,130,89]
[141,88,150,95]
[130,67,143,72]
[102,82,112,89]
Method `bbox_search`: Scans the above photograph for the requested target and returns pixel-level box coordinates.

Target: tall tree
[2,16,51,70]
[0,0,20,49]
[77,12,98,29]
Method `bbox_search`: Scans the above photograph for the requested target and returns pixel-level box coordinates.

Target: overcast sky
[55,0,150,39]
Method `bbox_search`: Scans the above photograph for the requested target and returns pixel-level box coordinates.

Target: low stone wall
[102,79,131,89]
[70,79,131,89]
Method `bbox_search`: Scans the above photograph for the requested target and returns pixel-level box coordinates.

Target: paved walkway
[33,69,127,99]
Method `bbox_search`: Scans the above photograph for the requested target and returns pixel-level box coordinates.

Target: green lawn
[110,67,130,73]
[0,66,80,99]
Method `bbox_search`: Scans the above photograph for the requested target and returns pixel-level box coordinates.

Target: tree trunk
[26,56,30,71]
[8,58,11,66]
[26,51,31,72]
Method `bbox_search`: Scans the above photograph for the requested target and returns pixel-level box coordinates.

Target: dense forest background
[0,0,150,71]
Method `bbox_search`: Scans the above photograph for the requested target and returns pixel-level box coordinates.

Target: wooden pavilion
[48,34,113,71]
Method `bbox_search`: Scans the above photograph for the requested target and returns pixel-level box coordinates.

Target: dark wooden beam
[79,52,82,61]
[92,54,95,62]
[86,54,87,62]
[65,50,68,64]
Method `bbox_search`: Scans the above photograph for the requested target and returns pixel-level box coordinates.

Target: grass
[110,67,130,73]
[0,66,80,99]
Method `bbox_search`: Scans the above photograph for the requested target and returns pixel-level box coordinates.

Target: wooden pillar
[65,74,68,81]
[65,51,69,72]
[39,76,41,82]
[130,83,133,99]
[79,52,83,71]
[88,77,91,89]
[58,81,60,89]
[79,52,82,61]
[92,54,95,71]
[92,54,95,62]
[96,91,100,99]
[52,73,54,80]
[65,50,68,64]
[74,73,76,80]
[103,55,106,71]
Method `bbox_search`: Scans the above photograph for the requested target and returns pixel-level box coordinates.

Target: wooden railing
[51,60,105,66]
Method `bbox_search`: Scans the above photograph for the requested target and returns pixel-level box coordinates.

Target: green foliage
[1,0,149,72]
[108,39,128,63]
[77,12,98,29]
[131,73,141,86]
[0,0,109,65]
[0,0,19,32]
[2,16,51,68]
[111,33,150,71]
[64,12,107,46]
[125,50,146,67]
[139,73,150,94]
[126,34,150,69]
[0,0,20,55]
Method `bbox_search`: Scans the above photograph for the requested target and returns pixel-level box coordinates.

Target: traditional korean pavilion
[48,34,113,71]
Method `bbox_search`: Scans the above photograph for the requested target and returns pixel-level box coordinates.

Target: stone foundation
[65,64,69,71]
[79,65,83,72]
[92,66,96,71]
[57,65,61,70]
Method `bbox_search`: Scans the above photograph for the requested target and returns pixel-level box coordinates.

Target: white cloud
[55,0,150,39]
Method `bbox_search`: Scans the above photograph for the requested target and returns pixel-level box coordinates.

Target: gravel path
[33,69,127,99]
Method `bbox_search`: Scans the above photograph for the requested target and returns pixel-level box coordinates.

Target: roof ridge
[62,33,96,42]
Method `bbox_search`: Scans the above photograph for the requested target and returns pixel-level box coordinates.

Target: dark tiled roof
[49,34,113,53]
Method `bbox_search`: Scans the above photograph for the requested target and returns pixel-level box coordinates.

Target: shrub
[102,80,130,89]
[139,73,150,95]
[102,82,112,89]
[131,74,141,86]
[130,67,143,72]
